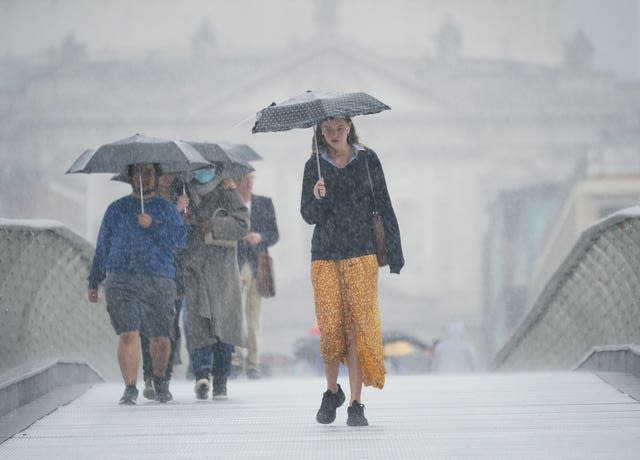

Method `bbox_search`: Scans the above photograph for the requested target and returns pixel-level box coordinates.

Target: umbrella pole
[139,174,145,214]
[182,183,188,214]
[313,128,322,180]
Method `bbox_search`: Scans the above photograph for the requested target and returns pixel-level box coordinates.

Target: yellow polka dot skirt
[311,254,386,389]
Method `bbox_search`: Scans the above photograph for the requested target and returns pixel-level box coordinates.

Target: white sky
[1,0,638,77]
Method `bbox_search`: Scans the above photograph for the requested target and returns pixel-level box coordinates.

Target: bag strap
[363,151,379,214]
[251,244,268,257]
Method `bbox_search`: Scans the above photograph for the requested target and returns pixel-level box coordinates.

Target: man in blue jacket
[232,171,279,379]
[87,163,187,404]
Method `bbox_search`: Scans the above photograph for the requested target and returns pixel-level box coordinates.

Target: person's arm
[368,150,404,274]
[255,197,279,248]
[87,206,114,295]
[300,159,331,224]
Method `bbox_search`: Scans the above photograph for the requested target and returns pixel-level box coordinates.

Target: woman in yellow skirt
[300,117,404,426]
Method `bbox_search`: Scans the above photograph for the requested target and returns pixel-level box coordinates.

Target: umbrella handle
[313,128,322,180]
[182,183,188,214]
[139,174,144,214]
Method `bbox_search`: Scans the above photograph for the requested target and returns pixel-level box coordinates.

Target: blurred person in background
[182,164,249,400]
[431,322,477,373]
[139,172,189,399]
[231,171,279,380]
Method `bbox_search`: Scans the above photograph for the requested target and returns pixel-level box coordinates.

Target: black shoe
[346,401,368,426]
[246,368,261,380]
[212,376,228,400]
[119,385,138,405]
[153,376,173,403]
[315,384,345,424]
[142,376,155,400]
[155,388,173,403]
[194,378,210,400]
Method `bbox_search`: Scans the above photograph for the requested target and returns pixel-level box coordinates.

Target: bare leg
[150,336,172,378]
[346,326,363,405]
[118,330,140,386]
[323,359,341,393]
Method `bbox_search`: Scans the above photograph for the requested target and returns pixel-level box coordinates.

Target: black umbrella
[66,134,210,174]
[223,143,262,162]
[184,141,256,179]
[252,90,390,133]
[251,90,390,177]
[67,133,210,212]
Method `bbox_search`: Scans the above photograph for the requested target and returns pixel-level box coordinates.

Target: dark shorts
[105,272,176,337]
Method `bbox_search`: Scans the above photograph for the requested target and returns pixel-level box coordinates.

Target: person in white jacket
[432,322,477,373]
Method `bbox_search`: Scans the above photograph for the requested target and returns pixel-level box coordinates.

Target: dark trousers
[141,297,183,380]
[191,340,234,379]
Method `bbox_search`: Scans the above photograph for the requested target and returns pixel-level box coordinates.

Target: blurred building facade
[2,0,640,360]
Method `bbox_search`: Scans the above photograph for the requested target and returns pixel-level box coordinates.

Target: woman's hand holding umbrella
[313,178,326,200]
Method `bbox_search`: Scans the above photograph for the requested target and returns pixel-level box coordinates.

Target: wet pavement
[0,372,639,459]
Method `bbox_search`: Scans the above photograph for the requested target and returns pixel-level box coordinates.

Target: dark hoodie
[300,147,404,274]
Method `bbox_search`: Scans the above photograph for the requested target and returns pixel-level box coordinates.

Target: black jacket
[237,194,279,275]
[300,148,404,274]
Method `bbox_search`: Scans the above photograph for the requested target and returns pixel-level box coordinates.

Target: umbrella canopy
[66,148,97,173]
[251,90,390,133]
[66,133,210,174]
[111,140,256,183]
[223,143,262,162]
[185,141,255,179]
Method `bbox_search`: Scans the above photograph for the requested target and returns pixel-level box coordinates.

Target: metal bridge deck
[1,372,639,459]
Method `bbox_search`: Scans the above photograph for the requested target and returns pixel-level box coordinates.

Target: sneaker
[119,385,138,405]
[153,376,173,403]
[346,401,368,426]
[155,388,173,403]
[142,376,155,400]
[315,384,345,424]
[212,376,228,400]
[194,378,210,400]
[246,368,261,380]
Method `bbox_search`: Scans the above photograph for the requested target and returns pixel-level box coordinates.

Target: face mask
[193,168,216,184]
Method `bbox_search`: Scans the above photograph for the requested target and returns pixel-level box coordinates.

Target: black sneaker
[119,385,138,405]
[142,376,155,400]
[212,376,228,400]
[346,401,368,426]
[246,368,261,380]
[155,388,173,403]
[315,384,345,424]
[194,378,210,400]
[153,376,173,403]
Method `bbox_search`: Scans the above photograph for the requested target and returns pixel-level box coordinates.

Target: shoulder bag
[253,247,276,298]
[364,153,389,267]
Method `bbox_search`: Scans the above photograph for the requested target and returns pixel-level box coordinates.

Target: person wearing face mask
[300,117,404,426]
[182,164,250,400]
[87,163,187,405]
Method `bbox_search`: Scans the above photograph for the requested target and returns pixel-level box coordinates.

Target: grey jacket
[183,179,250,349]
